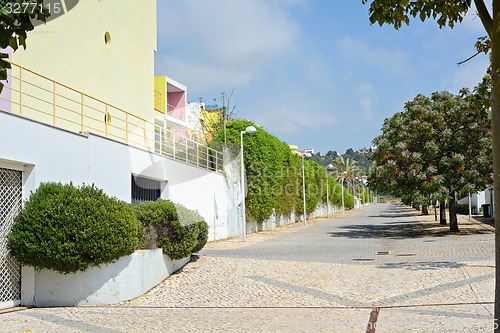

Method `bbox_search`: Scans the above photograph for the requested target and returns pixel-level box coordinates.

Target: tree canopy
[362,0,500,323]
[369,75,492,231]
[364,0,477,30]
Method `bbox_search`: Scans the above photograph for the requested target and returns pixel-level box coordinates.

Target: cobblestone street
[0,203,495,332]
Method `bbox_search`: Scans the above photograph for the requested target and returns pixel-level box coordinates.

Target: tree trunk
[491,2,500,328]
[467,0,499,321]
[449,191,459,232]
[422,205,429,215]
[489,2,500,329]
[439,201,447,225]
[434,204,437,221]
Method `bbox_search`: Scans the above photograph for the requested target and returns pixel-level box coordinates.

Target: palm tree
[332,156,360,181]
[331,156,362,196]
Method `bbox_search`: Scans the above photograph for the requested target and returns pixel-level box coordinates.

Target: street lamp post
[326,176,329,218]
[354,177,359,209]
[468,192,472,221]
[362,181,365,208]
[341,171,347,214]
[240,126,257,241]
[347,177,351,200]
[325,164,333,218]
[361,177,366,208]
[302,153,312,225]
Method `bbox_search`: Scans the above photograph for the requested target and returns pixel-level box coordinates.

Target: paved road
[204,203,493,264]
[0,203,495,332]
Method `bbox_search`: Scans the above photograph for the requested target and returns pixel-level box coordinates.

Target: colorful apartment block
[0,0,232,309]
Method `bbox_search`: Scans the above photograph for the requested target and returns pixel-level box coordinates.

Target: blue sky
[154,0,490,155]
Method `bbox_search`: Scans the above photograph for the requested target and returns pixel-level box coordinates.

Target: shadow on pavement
[376,261,466,271]
[327,221,461,239]
[328,203,494,239]
[327,218,493,240]
[368,204,425,219]
[474,216,495,227]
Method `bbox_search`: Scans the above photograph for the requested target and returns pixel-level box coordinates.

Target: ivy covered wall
[212,120,355,223]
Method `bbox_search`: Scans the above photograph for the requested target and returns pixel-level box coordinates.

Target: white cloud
[156,55,255,93]
[337,37,412,76]
[442,55,490,93]
[355,82,378,126]
[155,0,302,94]
[253,97,337,136]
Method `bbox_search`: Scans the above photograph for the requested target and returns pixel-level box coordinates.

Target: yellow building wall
[154,76,166,114]
[200,109,220,142]
[10,0,157,122]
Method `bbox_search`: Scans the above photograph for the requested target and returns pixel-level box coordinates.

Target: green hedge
[7,183,209,273]
[134,200,209,260]
[455,204,475,215]
[8,182,140,274]
[212,120,355,222]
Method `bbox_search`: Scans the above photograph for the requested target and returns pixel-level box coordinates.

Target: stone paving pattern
[0,203,495,332]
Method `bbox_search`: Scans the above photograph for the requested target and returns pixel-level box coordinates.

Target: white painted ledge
[25,249,190,307]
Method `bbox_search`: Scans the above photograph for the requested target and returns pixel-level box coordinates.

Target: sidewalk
[0,203,494,332]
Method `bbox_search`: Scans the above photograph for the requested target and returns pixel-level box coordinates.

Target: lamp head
[327,164,334,169]
[343,171,348,174]
[304,153,312,158]
[244,126,257,134]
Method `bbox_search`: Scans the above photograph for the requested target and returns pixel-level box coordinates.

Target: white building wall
[485,187,495,216]
[474,191,486,214]
[185,102,204,132]
[459,191,488,214]
[0,111,231,239]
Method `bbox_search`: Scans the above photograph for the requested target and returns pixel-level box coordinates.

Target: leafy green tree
[362,2,500,321]
[369,78,492,233]
[345,148,356,156]
[326,150,338,158]
[0,0,49,92]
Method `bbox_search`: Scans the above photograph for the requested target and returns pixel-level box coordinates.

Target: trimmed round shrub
[134,200,209,259]
[174,203,205,227]
[191,222,209,253]
[7,182,140,274]
[175,203,209,253]
[134,200,193,260]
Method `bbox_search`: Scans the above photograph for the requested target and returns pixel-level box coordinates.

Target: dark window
[131,175,161,203]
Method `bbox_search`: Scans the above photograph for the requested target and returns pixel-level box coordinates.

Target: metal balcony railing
[0,60,224,173]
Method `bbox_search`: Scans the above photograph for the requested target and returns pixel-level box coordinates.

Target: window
[104,32,111,46]
[131,175,162,203]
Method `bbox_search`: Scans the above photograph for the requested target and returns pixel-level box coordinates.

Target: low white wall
[26,250,190,307]
[246,203,344,233]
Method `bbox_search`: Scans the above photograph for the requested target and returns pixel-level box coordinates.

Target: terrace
[0,60,224,173]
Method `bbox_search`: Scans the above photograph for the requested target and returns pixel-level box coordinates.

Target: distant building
[297,148,314,157]
[358,147,375,154]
